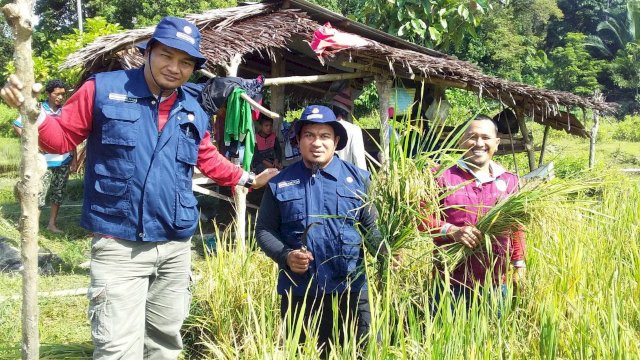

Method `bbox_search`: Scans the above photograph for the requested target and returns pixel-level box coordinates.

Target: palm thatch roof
[63,0,616,137]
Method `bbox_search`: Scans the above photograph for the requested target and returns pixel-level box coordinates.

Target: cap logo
[312,108,320,113]
[306,114,324,120]
[176,31,196,45]
[183,26,193,34]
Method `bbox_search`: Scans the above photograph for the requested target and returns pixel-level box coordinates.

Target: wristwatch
[243,171,256,188]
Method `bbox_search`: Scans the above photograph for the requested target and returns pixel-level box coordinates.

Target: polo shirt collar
[457,160,506,184]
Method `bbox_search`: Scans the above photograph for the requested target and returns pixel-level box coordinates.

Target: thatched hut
[64,1,615,159]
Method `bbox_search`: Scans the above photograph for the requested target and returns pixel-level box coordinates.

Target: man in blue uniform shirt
[256,105,386,356]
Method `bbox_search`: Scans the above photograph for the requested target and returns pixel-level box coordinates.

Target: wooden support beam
[515,107,536,172]
[263,71,368,87]
[271,50,289,167]
[223,54,249,251]
[240,65,328,95]
[375,74,393,165]
[539,125,550,167]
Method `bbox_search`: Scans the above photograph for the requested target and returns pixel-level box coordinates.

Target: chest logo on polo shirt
[495,179,507,192]
[278,179,300,188]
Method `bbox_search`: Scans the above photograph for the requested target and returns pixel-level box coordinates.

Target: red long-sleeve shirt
[38,80,243,187]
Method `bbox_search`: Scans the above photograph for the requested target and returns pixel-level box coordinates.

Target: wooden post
[375,74,392,165]
[271,50,288,165]
[589,111,600,170]
[225,54,249,252]
[538,125,550,167]
[515,107,535,172]
[3,2,44,359]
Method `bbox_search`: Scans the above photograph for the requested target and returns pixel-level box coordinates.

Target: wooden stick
[3,2,43,359]
[239,92,280,119]
[192,183,259,209]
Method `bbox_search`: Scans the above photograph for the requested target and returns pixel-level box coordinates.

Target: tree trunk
[2,2,43,360]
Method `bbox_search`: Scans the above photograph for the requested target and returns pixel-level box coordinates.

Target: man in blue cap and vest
[2,16,277,359]
[256,105,387,357]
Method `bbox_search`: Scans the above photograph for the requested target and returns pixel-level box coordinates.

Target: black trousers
[280,290,371,357]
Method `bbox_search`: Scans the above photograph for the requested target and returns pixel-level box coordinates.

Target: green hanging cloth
[224,87,255,171]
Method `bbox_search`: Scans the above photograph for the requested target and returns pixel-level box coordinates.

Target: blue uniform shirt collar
[317,155,341,180]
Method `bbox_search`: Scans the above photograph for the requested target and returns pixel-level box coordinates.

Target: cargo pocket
[175,192,198,228]
[87,286,111,344]
[338,228,362,277]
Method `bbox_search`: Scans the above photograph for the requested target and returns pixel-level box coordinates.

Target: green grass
[0,137,20,176]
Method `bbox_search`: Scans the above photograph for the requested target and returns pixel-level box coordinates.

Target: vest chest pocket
[101,104,140,146]
[275,188,305,224]
[177,135,198,165]
[337,186,362,221]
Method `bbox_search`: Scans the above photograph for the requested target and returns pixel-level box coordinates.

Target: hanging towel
[224,88,255,171]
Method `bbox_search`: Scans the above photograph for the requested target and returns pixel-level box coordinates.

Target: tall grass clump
[612,115,640,142]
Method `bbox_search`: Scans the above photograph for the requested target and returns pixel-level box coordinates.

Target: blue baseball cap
[138,16,207,69]
[294,105,348,150]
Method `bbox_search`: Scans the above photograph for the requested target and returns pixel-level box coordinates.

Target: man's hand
[286,249,314,274]
[0,75,42,108]
[447,225,482,248]
[252,168,279,189]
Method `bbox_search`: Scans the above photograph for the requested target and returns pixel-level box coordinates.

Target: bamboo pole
[539,125,551,167]
[515,107,536,172]
[2,2,43,359]
[263,71,367,87]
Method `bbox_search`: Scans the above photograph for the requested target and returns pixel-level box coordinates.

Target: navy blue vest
[80,68,209,241]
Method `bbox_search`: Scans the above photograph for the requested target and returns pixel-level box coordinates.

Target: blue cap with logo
[138,16,207,69]
[294,105,348,150]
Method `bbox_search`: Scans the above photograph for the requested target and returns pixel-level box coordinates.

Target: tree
[357,0,499,51]
[460,0,560,86]
[585,0,640,58]
[545,0,627,51]
[3,17,123,86]
[550,32,605,95]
